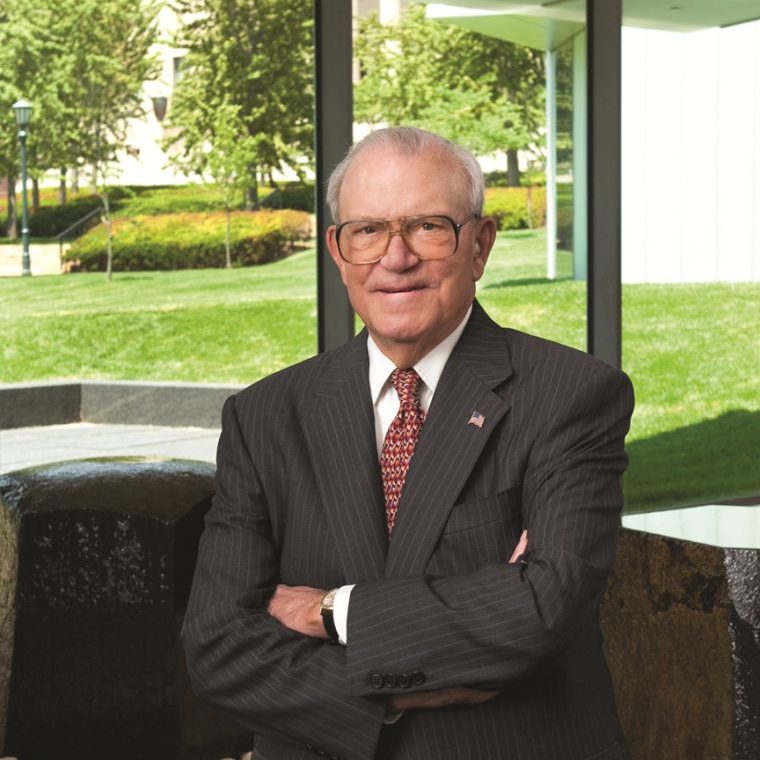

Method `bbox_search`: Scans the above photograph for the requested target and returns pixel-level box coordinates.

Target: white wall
[622,21,760,283]
[114,3,196,186]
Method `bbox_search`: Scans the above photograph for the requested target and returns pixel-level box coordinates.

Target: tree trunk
[72,167,79,194]
[59,169,67,205]
[245,184,259,210]
[32,177,41,212]
[507,149,521,187]
[225,207,232,269]
[245,169,259,209]
[103,191,113,282]
[6,176,18,238]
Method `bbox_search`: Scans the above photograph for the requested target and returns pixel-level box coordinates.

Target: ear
[471,216,496,282]
[326,225,349,286]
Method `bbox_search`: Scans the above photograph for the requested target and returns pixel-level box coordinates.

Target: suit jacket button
[370,672,384,689]
[398,672,411,689]
[383,673,397,688]
[411,670,426,686]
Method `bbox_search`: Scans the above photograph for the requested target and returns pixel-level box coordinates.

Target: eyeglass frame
[333,214,479,265]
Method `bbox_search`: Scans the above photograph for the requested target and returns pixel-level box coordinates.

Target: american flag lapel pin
[467,410,485,428]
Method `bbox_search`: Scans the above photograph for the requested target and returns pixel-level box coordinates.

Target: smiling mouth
[378,285,425,294]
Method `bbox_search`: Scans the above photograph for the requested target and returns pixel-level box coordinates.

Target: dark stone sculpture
[0,458,250,760]
[602,525,760,759]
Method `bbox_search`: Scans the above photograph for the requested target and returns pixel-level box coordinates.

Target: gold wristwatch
[320,588,339,643]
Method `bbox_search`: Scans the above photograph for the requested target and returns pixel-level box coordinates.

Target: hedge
[25,183,316,237]
[483,187,546,231]
[260,183,315,213]
[29,196,103,237]
[64,209,312,272]
[27,187,142,237]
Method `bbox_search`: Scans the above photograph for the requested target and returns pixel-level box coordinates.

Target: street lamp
[12,99,33,277]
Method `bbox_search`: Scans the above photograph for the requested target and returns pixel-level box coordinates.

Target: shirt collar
[367,304,473,405]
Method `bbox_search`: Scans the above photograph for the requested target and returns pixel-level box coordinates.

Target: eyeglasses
[334,214,476,265]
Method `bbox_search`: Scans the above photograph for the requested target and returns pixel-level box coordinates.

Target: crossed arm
[266,530,528,711]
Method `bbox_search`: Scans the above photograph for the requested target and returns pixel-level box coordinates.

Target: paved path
[0,422,219,474]
[0,242,65,277]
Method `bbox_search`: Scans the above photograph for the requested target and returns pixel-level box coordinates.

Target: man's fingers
[389,687,499,711]
[267,584,327,638]
[508,529,528,563]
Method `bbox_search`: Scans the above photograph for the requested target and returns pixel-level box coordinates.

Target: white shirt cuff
[333,583,354,645]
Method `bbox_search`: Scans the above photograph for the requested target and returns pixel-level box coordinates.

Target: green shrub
[64,209,312,272]
[261,183,315,213]
[483,187,546,230]
[484,169,546,187]
[28,187,136,237]
[29,197,102,237]
[115,185,230,216]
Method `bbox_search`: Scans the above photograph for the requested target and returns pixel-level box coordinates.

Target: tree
[166,0,314,206]
[204,100,259,267]
[462,30,545,186]
[354,3,544,185]
[69,0,160,279]
[0,0,159,245]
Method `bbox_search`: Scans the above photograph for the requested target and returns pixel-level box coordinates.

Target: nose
[380,228,418,272]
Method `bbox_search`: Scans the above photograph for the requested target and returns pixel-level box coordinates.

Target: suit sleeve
[182,396,386,760]
[345,366,634,696]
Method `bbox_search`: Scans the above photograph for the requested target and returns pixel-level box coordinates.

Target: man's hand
[509,529,528,563]
[389,686,499,712]
[267,584,327,639]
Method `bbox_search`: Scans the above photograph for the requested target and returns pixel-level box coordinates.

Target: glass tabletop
[622,503,760,549]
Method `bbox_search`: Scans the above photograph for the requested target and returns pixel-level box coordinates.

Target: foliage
[354,4,544,177]
[261,183,315,213]
[484,187,546,230]
[0,0,160,188]
[111,186,225,216]
[64,210,311,271]
[204,99,261,266]
[24,183,315,237]
[29,197,102,238]
[486,169,546,188]
[166,0,313,202]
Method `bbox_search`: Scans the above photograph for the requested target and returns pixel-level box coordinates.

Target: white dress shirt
[332,305,473,644]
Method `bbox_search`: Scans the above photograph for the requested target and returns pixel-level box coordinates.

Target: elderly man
[184,127,634,760]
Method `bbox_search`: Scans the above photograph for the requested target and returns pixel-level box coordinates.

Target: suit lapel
[386,304,514,577]
[300,333,387,583]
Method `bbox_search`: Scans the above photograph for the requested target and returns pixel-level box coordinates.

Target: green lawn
[1,229,758,512]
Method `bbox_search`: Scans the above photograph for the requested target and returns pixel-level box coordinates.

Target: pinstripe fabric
[183,301,634,760]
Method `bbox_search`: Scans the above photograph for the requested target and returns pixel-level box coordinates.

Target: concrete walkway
[0,242,65,277]
[0,422,219,475]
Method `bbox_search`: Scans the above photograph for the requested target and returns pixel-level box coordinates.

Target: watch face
[321,588,337,610]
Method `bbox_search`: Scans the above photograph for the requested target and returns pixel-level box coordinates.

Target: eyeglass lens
[339,216,457,263]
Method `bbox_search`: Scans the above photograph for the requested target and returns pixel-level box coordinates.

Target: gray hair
[325,126,485,223]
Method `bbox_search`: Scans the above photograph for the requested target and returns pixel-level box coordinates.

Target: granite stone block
[0,458,249,759]
[602,527,760,759]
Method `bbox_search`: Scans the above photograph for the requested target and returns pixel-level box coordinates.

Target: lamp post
[12,99,33,277]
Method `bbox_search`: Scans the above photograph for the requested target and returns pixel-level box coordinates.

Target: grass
[1,229,758,512]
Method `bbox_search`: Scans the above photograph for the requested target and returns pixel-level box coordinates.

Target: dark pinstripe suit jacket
[184,302,634,760]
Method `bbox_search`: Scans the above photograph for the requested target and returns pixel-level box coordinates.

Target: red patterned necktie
[380,368,426,539]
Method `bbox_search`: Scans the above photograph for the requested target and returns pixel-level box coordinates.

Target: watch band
[320,588,340,643]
